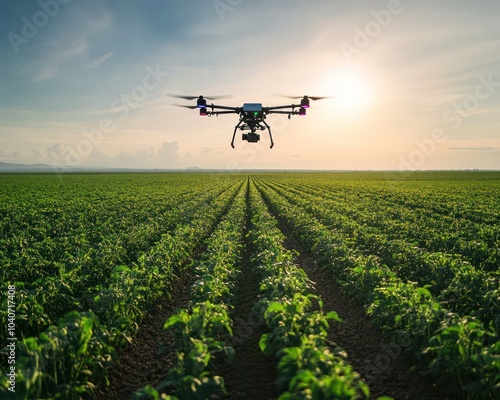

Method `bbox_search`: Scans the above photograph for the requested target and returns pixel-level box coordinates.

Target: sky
[0,0,499,170]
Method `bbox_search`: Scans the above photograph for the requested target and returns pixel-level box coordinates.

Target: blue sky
[1,0,499,170]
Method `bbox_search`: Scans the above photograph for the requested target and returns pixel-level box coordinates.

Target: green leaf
[259,333,274,356]
[285,303,299,315]
[164,314,184,329]
[353,266,363,274]
[224,346,235,362]
[112,265,129,274]
[266,301,284,313]
[77,316,94,355]
[326,311,342,322]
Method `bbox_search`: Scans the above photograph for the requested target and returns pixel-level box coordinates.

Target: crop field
[0,172,499,399]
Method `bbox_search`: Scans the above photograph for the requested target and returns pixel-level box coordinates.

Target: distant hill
[0,162,109,172]
[0,162,182,173]
[0,162,62,171]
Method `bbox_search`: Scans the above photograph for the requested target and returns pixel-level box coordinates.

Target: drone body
[169,94,330,148]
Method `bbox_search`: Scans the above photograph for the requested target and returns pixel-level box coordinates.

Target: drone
[168,94,331,148]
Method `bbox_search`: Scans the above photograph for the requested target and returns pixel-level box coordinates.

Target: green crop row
[0,174,226,284]
[273,174,500,271]
[267,175,500,270]
[133,181,247,399]
[272,172,500,227]
[0,178,244,399]
[255,177,500,399]
[261,178,500,329]
[248,179,374,400]
[0,175,240,341]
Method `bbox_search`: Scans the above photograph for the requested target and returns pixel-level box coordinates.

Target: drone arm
[262,119,274,149]
[209,104,240,111]
[212,110,240,115]
[267,110,299,115]
[265,104,297,111]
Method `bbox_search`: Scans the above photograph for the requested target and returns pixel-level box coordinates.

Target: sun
[323,68,374,113]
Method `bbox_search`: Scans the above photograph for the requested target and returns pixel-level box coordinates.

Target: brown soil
[213,242,278,399]
[213,261,279,399]
[91,269,193,400]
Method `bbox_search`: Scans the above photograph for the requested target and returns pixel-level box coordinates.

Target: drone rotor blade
[204,95,233,100]
[171,103,199,109]
[274,94,301,99]
[308,96,334,101]
[167,93,233,100]
[275,94,334,101]
[167,94,199,100]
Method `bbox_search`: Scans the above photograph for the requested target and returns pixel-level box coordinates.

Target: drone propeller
[171,103,199,109]
[276,95,334,101]
[167,93,233,101]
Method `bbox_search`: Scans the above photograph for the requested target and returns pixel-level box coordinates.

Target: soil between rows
[213,183,278,399]
[213,257,278,399]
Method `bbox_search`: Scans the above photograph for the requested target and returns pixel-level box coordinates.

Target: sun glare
[324,68,374,113]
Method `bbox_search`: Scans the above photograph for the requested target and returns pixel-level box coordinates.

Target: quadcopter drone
[168,94,331,148]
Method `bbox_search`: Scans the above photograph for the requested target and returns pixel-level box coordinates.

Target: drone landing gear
[231,120,274,149]
[263,120,274,149]
[231,120,243,148]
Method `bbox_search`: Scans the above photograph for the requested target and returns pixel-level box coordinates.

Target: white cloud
[156,141,180,159]
[46,143,65,156]
[0,150,23,161]
[28,38,89,82]
[448,146,499,151]
[60,38,88,58]
[87,51,115,69]
[35,65,59,81]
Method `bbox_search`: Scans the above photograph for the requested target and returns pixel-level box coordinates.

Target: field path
[214,180,278,399]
